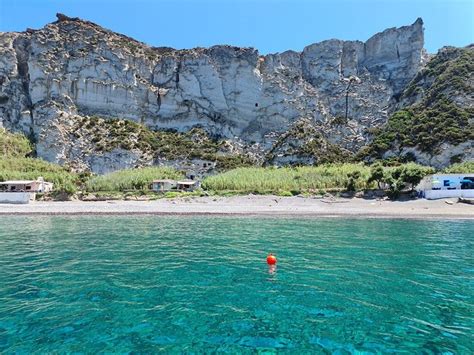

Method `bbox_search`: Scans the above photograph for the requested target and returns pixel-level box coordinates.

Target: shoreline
[1,212,472,220]
[0,195,473,219]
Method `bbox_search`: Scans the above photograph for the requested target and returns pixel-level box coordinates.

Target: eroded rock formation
[0,14,471,172]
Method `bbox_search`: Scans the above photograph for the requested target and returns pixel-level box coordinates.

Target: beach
[0,195,472,218]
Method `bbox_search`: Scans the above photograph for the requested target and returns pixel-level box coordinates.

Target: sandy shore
[0,195,473,219]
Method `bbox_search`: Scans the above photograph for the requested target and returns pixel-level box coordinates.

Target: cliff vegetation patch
[359,46,474,161]
[72,116,254,170]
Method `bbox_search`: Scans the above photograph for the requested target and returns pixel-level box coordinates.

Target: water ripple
[0,216,472,353]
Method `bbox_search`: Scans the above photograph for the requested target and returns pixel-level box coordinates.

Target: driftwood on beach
[320,199,350,204]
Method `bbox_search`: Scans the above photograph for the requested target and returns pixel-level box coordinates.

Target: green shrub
[277,190,293,197]
[202,162,437,197]
[400,163,435,191]
[164,191,181,199]
[215,155,254,171]
[383,163,435,199]
[442,161,474,173]
[163,190,205,199]
[0,129,32,157]
[368,162,384,189]
[345,171,361,192]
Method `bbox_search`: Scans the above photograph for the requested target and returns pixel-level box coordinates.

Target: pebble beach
[1,195,472,219]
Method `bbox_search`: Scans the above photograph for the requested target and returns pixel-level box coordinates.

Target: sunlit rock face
[0,14,433,172]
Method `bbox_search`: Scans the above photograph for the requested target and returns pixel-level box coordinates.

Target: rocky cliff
[0,14,471,173]
[358,45,473,167]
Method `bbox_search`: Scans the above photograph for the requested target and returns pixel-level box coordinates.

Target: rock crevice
[0,15,470,172]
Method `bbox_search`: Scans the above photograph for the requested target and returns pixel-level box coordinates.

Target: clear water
[0,217,472,353]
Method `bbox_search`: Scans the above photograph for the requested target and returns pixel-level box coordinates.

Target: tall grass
[202,164,373,193]
[85,166,183,192]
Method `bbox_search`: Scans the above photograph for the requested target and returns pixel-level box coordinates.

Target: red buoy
[266,253,277,265]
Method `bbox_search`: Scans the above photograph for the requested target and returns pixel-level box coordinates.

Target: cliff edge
[0,14,471,173]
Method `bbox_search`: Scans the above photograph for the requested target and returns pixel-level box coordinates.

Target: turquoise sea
[0,216,473,353]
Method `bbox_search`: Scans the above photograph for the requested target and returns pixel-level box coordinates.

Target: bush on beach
[441,161,474,174]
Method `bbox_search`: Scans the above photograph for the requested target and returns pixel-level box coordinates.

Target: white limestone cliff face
[0,14,430,172]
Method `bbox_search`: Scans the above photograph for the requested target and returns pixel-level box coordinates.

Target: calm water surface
[0,217,473,353]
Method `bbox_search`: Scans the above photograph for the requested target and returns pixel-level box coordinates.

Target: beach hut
[0,177,54,204]
[152,179,177,192]
[177,180,200,192]
[418,174,474,199]
[0,178,53,193]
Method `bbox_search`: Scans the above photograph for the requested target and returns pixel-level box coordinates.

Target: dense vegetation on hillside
[0,129,31,157]
[441,161,474,174]
[0,127,470,200]
[264,119,352,165]
[359,46,474,161]
[403,47,473,101]
[73,116,253,171]
[359,99,473,158]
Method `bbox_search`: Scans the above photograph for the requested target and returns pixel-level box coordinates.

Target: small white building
[0,178,54,204]
[177,180,200,192]
[418,174,474,200]
[151,179,177,192]
[151,179,200,193]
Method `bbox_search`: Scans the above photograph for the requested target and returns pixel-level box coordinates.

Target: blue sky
[0,0,472,54]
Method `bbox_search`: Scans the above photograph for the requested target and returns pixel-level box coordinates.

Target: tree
[368,163,385,189]
[383,163,434,199]
[382,166,406,199]
[346,171,361,192]
[400,164,435,191]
